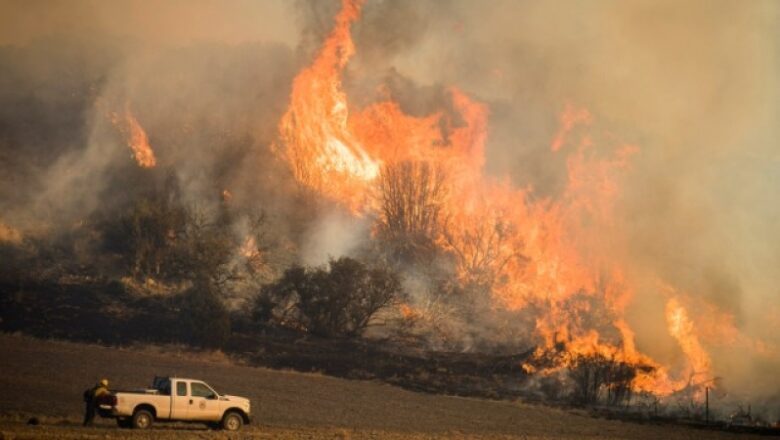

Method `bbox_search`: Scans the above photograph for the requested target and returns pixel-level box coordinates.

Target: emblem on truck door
[199,401,206,410]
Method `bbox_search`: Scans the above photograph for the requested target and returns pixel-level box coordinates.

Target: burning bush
[568,353,641,407]
[96,177,275,301]
[253,257,404,337]
[376,160,447,266]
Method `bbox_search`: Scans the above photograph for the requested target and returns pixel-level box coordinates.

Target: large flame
[666,297,713,383]
[277,0,376,210]
[275,0,745,399]
[110,107,157,168]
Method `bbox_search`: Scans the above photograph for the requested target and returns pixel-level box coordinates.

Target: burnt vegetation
[569,353,643,407]
[0,151,651,409]
[376,160,447,266]
[253,257,404,338]
[1,37,752,430]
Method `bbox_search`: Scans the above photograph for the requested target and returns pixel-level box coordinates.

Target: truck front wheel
[131,409,154,429]
[221,411,243,431]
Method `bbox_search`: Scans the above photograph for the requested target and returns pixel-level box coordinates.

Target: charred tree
[376,160,447,266]
[568,353,639,407]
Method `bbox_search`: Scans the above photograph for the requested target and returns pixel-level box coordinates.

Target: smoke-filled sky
[0,0,298,46]
[1,0,778,402]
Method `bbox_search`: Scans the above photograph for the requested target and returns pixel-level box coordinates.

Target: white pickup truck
[102,376,251,431]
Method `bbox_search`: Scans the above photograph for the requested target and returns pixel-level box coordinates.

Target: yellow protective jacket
[92,385,110,399]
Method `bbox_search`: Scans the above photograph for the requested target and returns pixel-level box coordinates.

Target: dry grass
[125,342,236,366]
[0,334,759,439]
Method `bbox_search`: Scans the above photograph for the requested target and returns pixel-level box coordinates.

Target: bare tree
[441,210,523,294]
[376,160,448,265]
[568,353,645,407]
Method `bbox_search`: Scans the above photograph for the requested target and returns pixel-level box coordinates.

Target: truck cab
[110,377,250,431]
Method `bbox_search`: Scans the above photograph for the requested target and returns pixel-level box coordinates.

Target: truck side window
[158,378,171,395]
[191,382,216,399]
[176,381,187,397]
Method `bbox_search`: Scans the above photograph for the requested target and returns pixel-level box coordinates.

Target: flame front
[110,108,157,168]
[278,0,376,211]
[276,0,736,399]
[666,297,712,384]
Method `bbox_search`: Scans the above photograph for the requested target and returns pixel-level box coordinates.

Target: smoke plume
[0,0,778,413]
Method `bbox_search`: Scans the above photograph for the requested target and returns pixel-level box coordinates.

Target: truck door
[170,380,190,420]
[189,381,222,421]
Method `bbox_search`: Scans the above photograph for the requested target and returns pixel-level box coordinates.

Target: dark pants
[82,400,96,426]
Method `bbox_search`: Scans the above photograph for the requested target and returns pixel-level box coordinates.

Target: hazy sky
[0,0,299,46]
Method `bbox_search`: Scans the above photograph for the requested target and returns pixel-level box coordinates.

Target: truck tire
[131,409,154,430]
[221,411,243,431]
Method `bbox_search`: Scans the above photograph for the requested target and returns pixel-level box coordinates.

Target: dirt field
[0,334,759,439]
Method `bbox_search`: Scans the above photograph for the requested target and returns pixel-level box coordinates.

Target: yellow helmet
[100,378,109,387]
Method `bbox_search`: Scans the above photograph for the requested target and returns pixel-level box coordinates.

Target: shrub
[568,353,640,407]
[254,257,403,337]
[99,190,243,286]
[376,160,447,266]
[178,282,231,348]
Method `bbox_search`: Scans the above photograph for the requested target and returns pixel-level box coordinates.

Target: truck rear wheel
[131,409,154,429]
[221,411,243,431]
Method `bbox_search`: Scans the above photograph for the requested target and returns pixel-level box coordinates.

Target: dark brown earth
[0,334,762,439]
[0,278,537,402]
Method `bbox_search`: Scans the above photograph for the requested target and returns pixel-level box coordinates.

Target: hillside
[0,334,758,440]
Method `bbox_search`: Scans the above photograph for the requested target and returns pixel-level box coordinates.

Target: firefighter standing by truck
[82,378,110,426]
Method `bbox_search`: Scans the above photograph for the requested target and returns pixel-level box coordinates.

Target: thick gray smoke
[341,0,780,410]
[0,1,303,258]
[0,0,778,412]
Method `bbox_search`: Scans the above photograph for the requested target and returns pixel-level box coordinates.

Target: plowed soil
[0,334,757,439]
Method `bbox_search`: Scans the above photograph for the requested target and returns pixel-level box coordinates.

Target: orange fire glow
[0,220,22,245]
[665,296,712,383]
[110,108,157,168]
[275,0,738,399]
